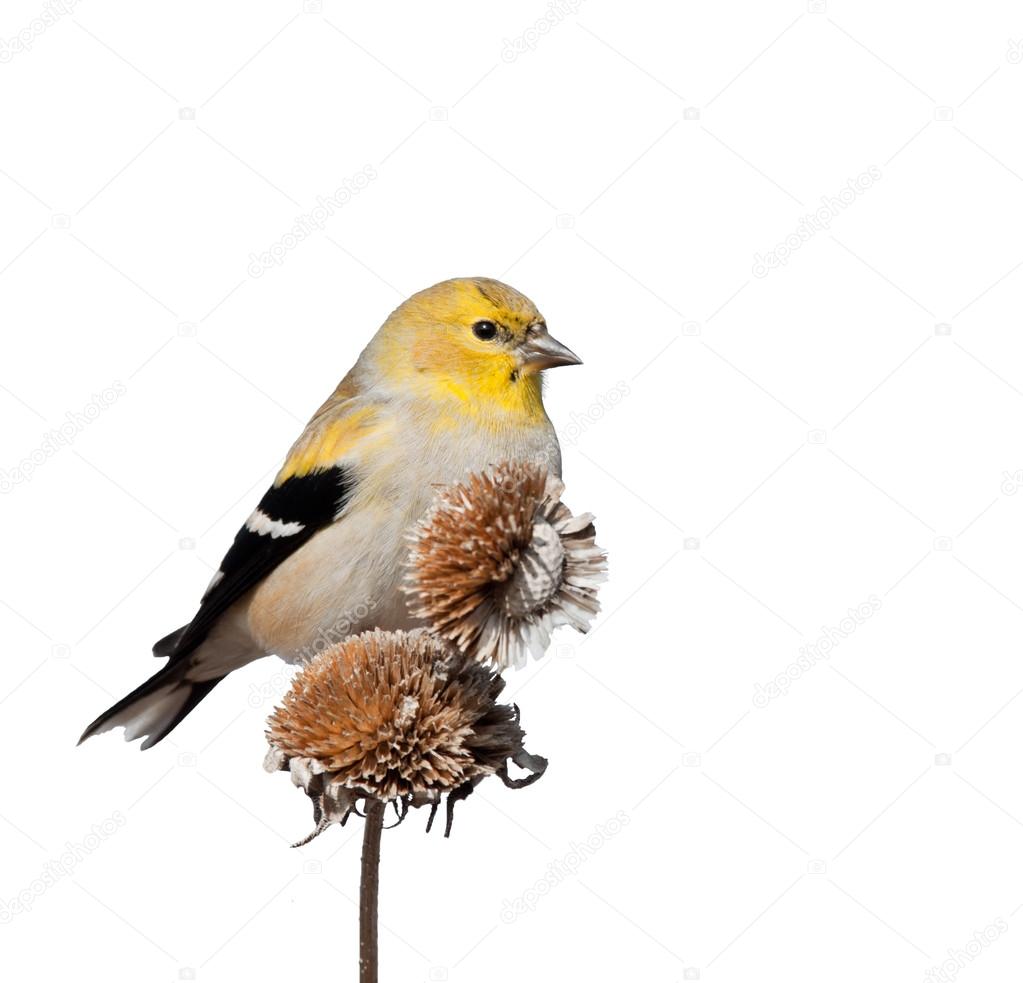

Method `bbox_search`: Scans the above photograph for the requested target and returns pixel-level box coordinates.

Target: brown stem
[360,799,385,983]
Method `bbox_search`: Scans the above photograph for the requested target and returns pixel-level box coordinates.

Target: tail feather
[153,625,187,658]
[140,678,221,749]
[78,626,225,749]
[78,663,224,750]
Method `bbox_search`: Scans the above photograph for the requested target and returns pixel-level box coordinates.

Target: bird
[79,277,582,749]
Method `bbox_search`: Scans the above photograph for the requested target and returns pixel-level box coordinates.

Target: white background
[2,1,1023,981]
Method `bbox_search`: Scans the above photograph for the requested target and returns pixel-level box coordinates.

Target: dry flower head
[266,629,545,842]
[404,461,607,668]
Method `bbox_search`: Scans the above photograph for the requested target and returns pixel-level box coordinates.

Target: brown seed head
[267,629,523,802]
[404,461,607,668]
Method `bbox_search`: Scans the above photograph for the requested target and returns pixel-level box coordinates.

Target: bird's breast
[246,408,562,661]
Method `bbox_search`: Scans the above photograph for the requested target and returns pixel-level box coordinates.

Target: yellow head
[366,278,581,422]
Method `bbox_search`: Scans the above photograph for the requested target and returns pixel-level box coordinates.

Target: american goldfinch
[80,277,581,749]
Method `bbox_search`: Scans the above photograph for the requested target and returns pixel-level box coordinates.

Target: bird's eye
[472,320,498,341]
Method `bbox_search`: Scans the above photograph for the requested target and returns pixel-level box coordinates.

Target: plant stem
[360,799,385,983]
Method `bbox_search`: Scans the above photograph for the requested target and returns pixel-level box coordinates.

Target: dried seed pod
[404,461,608,668]
[265,629,546,843]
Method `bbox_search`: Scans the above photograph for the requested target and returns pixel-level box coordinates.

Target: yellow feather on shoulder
[276,373,387,484]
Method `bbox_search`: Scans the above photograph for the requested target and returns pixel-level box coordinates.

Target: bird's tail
[78,627,224,750]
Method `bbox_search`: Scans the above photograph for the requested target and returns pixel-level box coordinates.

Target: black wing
[173,464,355,656]
[77,464,356,749]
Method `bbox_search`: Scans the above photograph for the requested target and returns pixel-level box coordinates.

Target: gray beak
[518,328,583,374]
